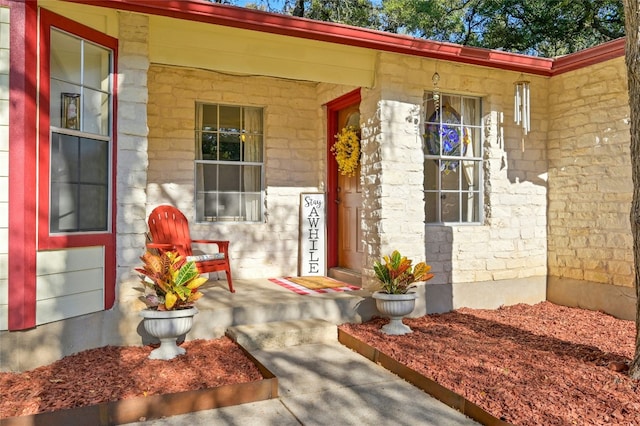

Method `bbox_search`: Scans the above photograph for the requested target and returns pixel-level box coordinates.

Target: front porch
[188,277,376,341]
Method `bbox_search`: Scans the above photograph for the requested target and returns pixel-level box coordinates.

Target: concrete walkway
[132,341,480,426]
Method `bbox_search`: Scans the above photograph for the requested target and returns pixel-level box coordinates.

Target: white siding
[35,247,105,325]
[0,7,10,331]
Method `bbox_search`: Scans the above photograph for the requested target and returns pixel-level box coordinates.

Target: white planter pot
[140,307,198,360]
[372,291,417,335]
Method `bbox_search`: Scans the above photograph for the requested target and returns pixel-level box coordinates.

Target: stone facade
[359,53,548,309]
[145,65,355,279]
[3,2,637,371]
[116,12,151,289]
[547,57,635,319]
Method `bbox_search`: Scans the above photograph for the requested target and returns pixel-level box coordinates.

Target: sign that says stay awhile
[299,193,326,276]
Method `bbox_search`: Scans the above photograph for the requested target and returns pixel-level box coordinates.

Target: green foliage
[236,0,624,57]
[135,251,208,311]
[374,250,434,294]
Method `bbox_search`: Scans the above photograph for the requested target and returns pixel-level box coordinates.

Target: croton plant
[135,250,207,310]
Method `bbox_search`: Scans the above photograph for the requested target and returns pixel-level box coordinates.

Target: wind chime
[514,79,530,151]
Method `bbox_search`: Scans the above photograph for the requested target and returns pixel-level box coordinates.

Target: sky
[232,0,286,9]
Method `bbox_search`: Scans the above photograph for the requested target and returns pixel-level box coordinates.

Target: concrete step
[328,267,362,287]
[226,318,337,351]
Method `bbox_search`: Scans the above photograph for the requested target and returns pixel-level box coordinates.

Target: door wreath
[331,126,360,177]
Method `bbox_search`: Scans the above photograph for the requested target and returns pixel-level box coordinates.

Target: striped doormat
[268,276,360,295]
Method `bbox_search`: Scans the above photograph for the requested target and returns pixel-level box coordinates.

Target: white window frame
[194,102,265,223]
[423,92,483,224]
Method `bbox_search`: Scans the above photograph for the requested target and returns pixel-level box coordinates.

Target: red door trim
[325,89,361,269]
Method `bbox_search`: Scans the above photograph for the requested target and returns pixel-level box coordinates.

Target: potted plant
[135,250,208,360]
[372,250,434,335]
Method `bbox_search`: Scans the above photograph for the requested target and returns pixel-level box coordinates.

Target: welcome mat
[268,276,360,295]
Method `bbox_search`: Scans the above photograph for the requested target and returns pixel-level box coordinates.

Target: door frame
[325,89,361,269]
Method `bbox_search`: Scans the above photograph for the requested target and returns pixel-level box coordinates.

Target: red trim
[551,38,626,76]
[38,9,119,309]
[8,0,38,330]
[325,89,361,269]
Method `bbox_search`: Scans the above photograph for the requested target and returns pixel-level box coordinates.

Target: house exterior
[0,0,634,371]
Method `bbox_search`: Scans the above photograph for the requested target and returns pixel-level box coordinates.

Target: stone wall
[547,56,634,319]
[360,53,548,307]
[146,66,354,279]
[116,12,152,307]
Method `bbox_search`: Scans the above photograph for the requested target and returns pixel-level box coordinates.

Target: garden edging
[337,328,511,426]
[1,347,278,426]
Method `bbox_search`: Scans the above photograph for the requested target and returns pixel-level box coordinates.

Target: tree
[381,0,624,57]
[623,0,640,380]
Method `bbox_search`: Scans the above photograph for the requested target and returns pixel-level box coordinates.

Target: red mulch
[1,302,639,425]
[0,337,264,419]
[340,301,640,425]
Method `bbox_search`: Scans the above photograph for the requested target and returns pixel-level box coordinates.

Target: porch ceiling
[40,0,377,87]
[148,15,377,87]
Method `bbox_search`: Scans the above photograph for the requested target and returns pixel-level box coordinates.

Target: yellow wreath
[331,126,360,177]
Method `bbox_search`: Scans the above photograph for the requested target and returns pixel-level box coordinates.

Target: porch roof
[59,0,624,79]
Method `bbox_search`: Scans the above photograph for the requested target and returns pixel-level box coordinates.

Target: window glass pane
[202,105,218,130]
[423,159,438,191]
[424,191,438,223]
[82,87,109,136]
[50,133,108,233]
[219,105,241,132]
[441,192,460,222]
[424,94,438,124]
[219,133,242,161]
[243,107,263,134]
[83,41,110,91]
[462,160,479,190]
[218,191,241,218]
[467,127,481,158]
[241,164,261,192]
[79,184,107,230]
[200,131,218,160]
[50,82,81,129]
[51,182,77,232]
[441,167,460,191]
[51,133,80,184]
[218,164,241,191]
[461,97,480,126]
[203,192,219,220]
[243,134,263,162]
[80,138,108,184]
[242,193,261,221]
[462,191,480,222]
[50,30,81,83]
[201,162,218,190]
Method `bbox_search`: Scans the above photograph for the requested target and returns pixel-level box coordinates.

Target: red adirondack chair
[146,205,235,293]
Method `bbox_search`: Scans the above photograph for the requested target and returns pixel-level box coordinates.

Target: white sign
[299,193,326,276]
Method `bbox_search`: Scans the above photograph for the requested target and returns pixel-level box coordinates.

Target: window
[195,103,264,222]
[423,93,482,223]
[49,28,113,233]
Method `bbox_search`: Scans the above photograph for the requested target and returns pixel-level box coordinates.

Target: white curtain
[195,107,205,220]
[243,108,262,221]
